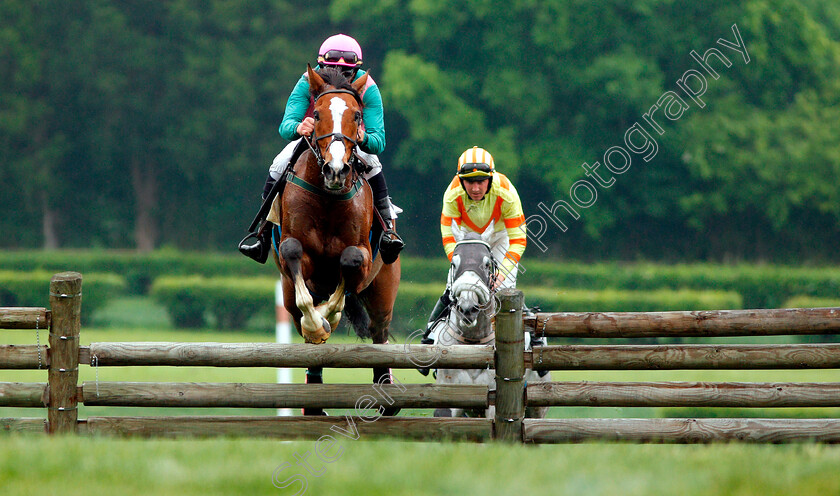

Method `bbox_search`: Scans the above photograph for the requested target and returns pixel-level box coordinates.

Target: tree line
[2,0,839,262]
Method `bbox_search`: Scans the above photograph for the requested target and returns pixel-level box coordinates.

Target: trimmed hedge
[146,276,742,334]
[2,250,838,309]
[519,286,743,313]
[0,270,126,323]
[0,249,266,294]
[393,284,742,335]
[782,295,840,309]
[150,276,277,329]
[496,261,840,309]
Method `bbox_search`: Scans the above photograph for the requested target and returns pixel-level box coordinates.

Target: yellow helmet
[457,146,495,180]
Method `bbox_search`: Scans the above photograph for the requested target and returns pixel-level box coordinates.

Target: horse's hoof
[304,317,332,343]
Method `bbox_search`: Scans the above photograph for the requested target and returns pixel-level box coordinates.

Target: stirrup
[238,231,270,264]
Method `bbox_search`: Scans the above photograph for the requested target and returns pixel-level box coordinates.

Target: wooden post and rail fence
[2,272,840,442]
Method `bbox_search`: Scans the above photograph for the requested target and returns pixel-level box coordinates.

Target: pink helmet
[318,34,363,68]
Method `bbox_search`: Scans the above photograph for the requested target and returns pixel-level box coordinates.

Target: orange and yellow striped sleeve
[499,183,526,275]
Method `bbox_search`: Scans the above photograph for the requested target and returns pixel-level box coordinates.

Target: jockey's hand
[489,273,506,290]
[356,127,365,143]
[297,117,315,137]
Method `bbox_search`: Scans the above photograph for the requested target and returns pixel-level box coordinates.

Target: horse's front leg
[339,245,371,294]
[315,276,345,331]
[279,238,331,344]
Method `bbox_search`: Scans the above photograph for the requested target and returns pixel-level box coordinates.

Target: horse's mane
[315,66,363,106]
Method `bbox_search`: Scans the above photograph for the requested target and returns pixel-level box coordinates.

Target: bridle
[303,88,362,175]
[448,239,499,288]
[445,238,499,344]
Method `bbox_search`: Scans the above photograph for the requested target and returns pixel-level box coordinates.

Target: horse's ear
[451,220,465,242]
[351,71,369,94]
[307,64,325,96]
[481,221,495,242]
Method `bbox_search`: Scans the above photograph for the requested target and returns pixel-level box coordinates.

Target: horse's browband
[454,239,492,250]
[315,88,362,105]
[285,171,364,201]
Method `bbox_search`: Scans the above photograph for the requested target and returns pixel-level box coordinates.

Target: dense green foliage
[2,1,840,262]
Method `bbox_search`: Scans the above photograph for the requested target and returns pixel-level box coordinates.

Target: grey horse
[431,222,550,418]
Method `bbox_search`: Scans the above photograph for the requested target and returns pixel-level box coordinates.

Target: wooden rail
[0,307,50,330]
[0,382,47,407]
[523,418,840,443]
[83,342,494,369]
[81,382,489,409]
[526,382,840,408]
[0,345,49,369]
[528,344,840,370]
[83,416,493,441]
[0,417,47,434]
[525,307,840,338]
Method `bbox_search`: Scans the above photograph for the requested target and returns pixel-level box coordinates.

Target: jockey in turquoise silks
[239,33,404,264]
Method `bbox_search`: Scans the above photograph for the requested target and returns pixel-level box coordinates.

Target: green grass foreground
[0,436,838,496]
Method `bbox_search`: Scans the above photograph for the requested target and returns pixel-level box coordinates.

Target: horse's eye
[313,111,320,121]
[354,111,362,123]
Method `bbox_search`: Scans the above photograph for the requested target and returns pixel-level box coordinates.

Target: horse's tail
[344,293,371,339]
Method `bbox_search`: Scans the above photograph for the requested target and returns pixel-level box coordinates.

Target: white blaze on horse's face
[324,97,350,190]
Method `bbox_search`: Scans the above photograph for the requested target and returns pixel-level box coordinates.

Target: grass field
[1,436,839,495]
[3,299,840,495]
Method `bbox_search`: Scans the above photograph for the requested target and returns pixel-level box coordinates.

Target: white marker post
[276,279,293,416]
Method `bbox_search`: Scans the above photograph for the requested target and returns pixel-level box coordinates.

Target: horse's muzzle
[322,162,351,191]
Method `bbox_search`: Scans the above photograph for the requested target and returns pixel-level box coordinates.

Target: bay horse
[432,222,549,418]
[267,65,401,415]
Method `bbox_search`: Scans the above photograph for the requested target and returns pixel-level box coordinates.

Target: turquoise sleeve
[278,75,311,141]
[360,84,385,154]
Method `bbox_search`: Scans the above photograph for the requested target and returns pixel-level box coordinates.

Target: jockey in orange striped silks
[420,146,527,345]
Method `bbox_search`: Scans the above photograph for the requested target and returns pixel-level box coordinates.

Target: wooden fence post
[48,272,82,434]
[494,289,525,442]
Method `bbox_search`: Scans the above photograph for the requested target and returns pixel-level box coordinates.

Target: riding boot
[238,221,272,264]
[238,174,277,264]
[420,289,452,342]
[374,197,405,264]
[368,171,404,264]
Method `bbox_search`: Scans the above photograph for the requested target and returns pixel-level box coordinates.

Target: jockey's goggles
[458,162,494,179]
[318,50,362,67]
